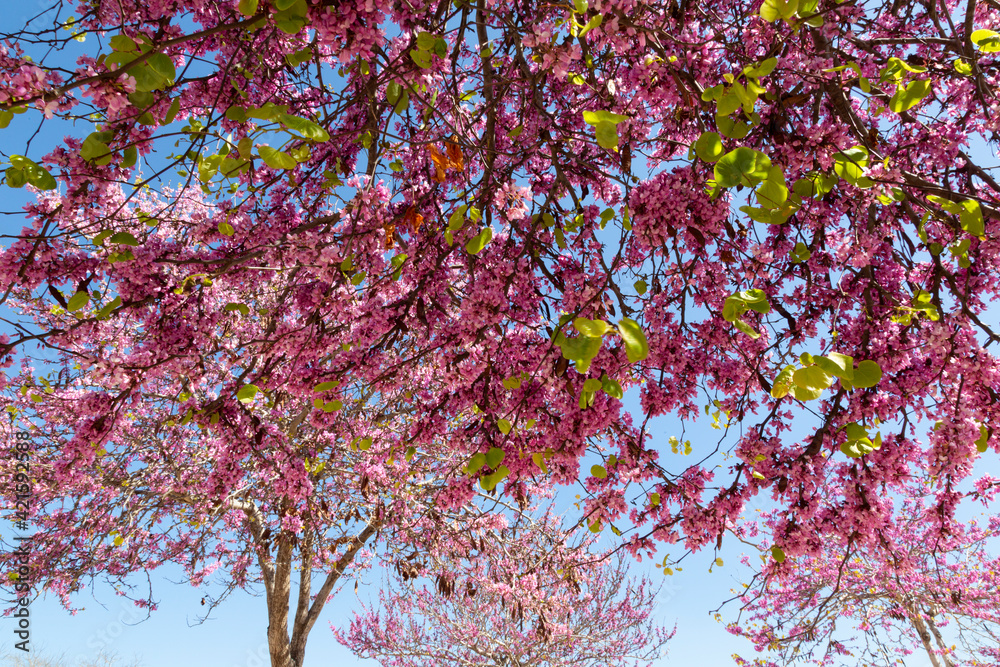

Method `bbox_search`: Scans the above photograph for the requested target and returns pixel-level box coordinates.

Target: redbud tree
[730,496,1000,667]
[1,0,999,663]
[339,550,674,667]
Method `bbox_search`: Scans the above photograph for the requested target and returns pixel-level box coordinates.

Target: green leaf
[715,114,750,140]
[741,291,769,315]
[771,365,795,398]
[466,452,487,474]
[236,384,259,403]
[733,319,760,338]
[792,177,819,198]
[225,302,251,316]
[792,365,832,391]
[971,28,1000,52]
[448,205,468,231]
[852,360,882,388]
[744,57,778,78]
[416,31,438,50]
[722,296,746,323]
[218,221,235,236]
[714,147,758,188]
[238,0,259,15]
[716,90,742,116]
[479,466,510,491]
[601,373,624,399]
[313,381,340,392]
[556,334,604,373]
[410,49,433,68]
[617,318,649,363]
[131,63,168,92]
[0,109,13,129]
[574,317,610,337]
[146,53,175,84]
[285,47,313,67]
[81,133,113,165]
[465,227,493,254]
[16,158,57,190]
[771,546,786,562]
[66,291,90,312]
[959,199,985,237]
[246,103,287,121]
[582,110,629,125]
[485,447,505,469]
[791,384,823,401]
[109,232,139,246]
[110,34,137,52]
[790,241,811,263]
[976,425,989,453]
[694,131,724,163]
[278,114,330,142]
[120,145,138,169]
[274,0,308,33]
[258,145,297,170]
[163,98,181,124]
[757,166,788,209]
[833,148,869,185]
[96,296,122,320]
[814,353,853,381]
[953,58,973,75]
[889,79,931,113]
[591,464,607,479]
[594,121,620,150]
[497,418,512,435]
[6,167,26,188]
[578,14,603,36]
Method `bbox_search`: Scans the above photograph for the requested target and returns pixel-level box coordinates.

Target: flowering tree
[730,497,1000,667]
[1,0,1000,662]
[0,179,598,667]
[339,548,673,667]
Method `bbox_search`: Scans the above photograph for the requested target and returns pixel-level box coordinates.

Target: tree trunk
[909,610,944,667]
[257,518,381,667]
[925,613,957,667]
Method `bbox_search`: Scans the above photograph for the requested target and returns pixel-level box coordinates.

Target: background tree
[0,201,596,667]
[1,0,1000,662]
[339,550,674,667]
[729,495,1000,667]
[0,649,142,667]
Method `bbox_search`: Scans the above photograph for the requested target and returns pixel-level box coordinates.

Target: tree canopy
[1,0,999,664]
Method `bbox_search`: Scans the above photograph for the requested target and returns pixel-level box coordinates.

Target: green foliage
[236,384,259,403]
[971,28,1000,52]
[465,227,493,254]
[694,132,724,162]
[6,155,56,190]
[889,79,931,113]
[722,289,769,338]
[617,318,649,363]
[583,110,629,151]
[840,421,882,458]
[278,114,330,142]
[66,291,90,312]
